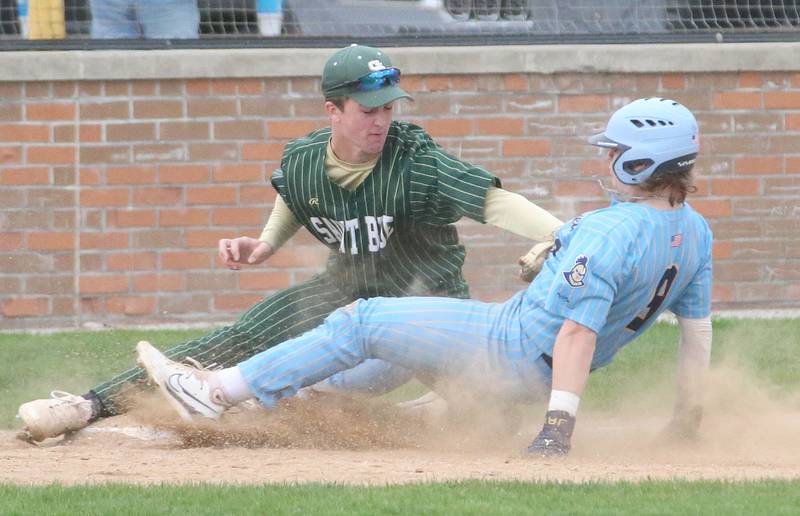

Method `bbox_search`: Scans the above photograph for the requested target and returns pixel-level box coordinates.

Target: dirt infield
[4,373,800,486]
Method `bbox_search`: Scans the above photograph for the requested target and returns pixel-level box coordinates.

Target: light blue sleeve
[543,219,625,333]
[670,217,713,319]
[670,255,713,318]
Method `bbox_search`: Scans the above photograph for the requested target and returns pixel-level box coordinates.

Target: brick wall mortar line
[74,82,82,328]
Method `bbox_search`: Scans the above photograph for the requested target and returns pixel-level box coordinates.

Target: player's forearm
[550,319,597,399]
[528,319,596,457]
[258,195,302,250]
[484,187,563,241]
[674,315,712,410]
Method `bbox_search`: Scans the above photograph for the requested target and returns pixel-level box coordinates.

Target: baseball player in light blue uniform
[138,98,714,456]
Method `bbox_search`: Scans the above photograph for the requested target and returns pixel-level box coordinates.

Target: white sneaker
[135,341,232,421]
[17,391,93,442]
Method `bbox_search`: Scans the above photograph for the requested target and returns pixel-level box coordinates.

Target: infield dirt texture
[3,364,800,485]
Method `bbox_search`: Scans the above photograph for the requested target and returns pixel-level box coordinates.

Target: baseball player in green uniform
[18,44,562,442]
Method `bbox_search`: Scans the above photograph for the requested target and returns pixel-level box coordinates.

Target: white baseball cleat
[135,341,232,421]
[17,391,94,442]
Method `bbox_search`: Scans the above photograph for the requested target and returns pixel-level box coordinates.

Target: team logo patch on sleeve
[563,255,588,288]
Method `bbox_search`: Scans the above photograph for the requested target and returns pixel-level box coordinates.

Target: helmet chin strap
[596,179,665,203]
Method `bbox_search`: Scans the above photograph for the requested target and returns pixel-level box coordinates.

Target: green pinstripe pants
[91,275,352,416]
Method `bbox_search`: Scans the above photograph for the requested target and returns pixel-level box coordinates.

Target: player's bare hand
[518,238,555,283]
[218,237,272,270]
[658,405,703,442]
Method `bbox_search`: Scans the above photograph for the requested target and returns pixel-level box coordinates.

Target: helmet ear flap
[622,158,654,175]
[652,152,697,176]
[610,143,652,184]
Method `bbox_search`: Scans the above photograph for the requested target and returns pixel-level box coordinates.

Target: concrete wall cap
[1,42,798,82]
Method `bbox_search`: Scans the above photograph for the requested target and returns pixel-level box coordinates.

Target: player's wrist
[548,389,580,416]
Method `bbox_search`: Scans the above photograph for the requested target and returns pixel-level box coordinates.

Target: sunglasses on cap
[339,68,401,92]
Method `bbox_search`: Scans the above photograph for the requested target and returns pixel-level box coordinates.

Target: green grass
[1,480,799,515]
[3,319,800,428]
[583,318,800,411]
[711,318,800,387]
[0,329,205,428]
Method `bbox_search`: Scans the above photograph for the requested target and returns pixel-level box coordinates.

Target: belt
[540,353,596,372]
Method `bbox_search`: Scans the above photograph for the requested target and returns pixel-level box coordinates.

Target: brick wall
[1,70,799,330]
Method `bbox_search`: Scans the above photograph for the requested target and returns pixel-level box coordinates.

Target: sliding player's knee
[324,301,363,333]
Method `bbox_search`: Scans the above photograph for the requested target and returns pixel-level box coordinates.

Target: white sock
[548,389,580,417]
[216,366,254,404]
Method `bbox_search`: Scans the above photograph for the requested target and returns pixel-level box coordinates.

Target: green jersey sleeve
[409,145,500,225]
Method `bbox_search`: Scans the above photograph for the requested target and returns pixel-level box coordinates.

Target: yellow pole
[28,0,66,39]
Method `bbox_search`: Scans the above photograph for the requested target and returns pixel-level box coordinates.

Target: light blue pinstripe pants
[238,294,553,408]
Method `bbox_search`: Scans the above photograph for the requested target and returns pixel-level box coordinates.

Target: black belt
[540,353,596,372]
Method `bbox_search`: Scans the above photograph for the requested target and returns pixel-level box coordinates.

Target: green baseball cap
[322,44,412,108]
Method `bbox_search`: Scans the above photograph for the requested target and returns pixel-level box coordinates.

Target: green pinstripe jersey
[273,121,499,299]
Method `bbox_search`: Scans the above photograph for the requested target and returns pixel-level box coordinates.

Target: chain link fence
[0,1,798,44]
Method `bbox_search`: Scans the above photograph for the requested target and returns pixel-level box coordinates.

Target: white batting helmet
[588,97,699,185]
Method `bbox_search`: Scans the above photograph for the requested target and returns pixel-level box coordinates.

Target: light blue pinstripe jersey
[520,200,713,369]
[238,199,714,407]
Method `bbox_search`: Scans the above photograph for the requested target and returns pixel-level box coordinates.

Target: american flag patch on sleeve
[671,234,683,247]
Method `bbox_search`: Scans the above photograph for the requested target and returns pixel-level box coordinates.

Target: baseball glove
[527,410,575,457]
[518,236,555,282]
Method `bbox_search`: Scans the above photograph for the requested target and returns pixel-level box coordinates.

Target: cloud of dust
[119,333,800,473]
[572,358,800,467]
[129,389,428,450]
